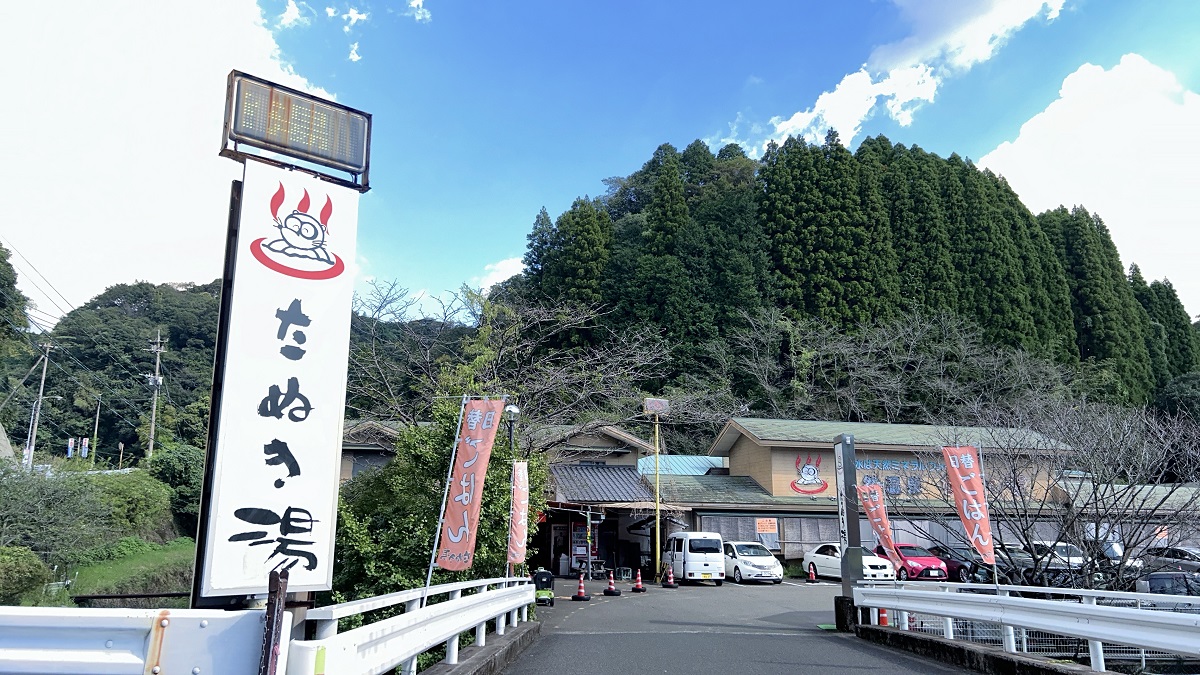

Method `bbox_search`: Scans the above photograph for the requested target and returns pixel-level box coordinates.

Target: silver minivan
[664,531,725,586]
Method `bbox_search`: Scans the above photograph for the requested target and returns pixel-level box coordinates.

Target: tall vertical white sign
[201,160,359,596]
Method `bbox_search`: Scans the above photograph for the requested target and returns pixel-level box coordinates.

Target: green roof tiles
[710,418,1067,455]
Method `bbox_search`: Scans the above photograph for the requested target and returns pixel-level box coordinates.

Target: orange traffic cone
[570,573,591,602]
[631,569,647,593]
[603,570,621,596]
[806,563,817,584]
[662,565,678,589]
[879,608,889,626]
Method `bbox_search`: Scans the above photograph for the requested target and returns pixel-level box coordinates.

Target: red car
[875,543,949,581]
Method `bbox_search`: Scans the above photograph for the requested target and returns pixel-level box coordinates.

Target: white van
[664,531,725,585]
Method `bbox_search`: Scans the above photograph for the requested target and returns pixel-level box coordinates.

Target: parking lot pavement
[507,579,964,675]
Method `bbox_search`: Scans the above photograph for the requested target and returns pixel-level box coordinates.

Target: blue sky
[2,0,1199,324]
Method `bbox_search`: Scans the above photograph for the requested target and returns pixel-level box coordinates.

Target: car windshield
[898,545,934,557]
[1056,544,1084,558]
[1148,575,1200,595]
[735,544,772,557]
[949,547,974,559]
[996,546,1033,561]
[1179,548,1200,561]
[689,539,721,553]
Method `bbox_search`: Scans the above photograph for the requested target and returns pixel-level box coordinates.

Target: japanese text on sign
[508,461,529,565]
[941,446,995,565]
[437,398,506,571]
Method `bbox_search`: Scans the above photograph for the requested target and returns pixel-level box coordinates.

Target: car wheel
[958,567,971,583]
[773,579,783,584]
[715,579,723,586]
[898,568,909,581]
[734,568,743,584]
[549,598,554,607]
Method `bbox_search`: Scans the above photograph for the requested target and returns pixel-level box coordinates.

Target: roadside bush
[70,536,160,567]
[0,546,52,604]
[144,444,204,536]
[84,470,174,541]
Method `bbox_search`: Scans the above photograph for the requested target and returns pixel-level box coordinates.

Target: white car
[723,541,784,584]
[802,543,895,581]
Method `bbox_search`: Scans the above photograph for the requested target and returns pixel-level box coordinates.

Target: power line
[0,233,75,320]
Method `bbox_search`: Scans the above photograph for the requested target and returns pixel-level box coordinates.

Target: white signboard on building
[200,160,359,596]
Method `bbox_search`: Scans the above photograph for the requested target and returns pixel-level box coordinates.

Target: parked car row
[705,532,1200,591]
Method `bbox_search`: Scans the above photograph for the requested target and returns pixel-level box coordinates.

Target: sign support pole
[833,434,863,631]
[653,413,661,579]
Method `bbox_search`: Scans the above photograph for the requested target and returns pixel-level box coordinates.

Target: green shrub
[84,470,174,540]
[144,445,204,536]
[0,546,52,604]
[70,537,161,566]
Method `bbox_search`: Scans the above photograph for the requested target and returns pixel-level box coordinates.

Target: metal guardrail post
[898,610,909,631]
[999,590,1016,653]
[445,590,462,665]
[941,586,954,639]
[476,620,487,647]
[1084,596,1105,671]
[313,619,338,640]
[1020,627,1028,652]
[520,605,528,623]
[1136,600,1145,671]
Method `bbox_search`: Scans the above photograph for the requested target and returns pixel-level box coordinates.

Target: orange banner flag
[508,461,529,565]
[857,483,903,571]
[942,446,996,565]
[437,398,506,571]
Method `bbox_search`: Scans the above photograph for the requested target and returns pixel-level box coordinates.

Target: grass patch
[71,537,195,597]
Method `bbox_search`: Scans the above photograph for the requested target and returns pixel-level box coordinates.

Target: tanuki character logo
[791,453,829,494]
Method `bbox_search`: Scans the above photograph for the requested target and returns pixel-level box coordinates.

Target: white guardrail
[287,577,533,675]
[0,606,277,675]
[0,577,532,675]
[854,581,1200,672]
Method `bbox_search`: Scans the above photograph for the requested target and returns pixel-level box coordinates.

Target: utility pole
[91,394,102,468]
[22,342,51,470]
[145,330,165,459]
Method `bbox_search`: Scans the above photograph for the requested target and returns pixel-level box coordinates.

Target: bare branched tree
[345,282,676,453]
[710,309,1071,425]
[886,399,1200,589]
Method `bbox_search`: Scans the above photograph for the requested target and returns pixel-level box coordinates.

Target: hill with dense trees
[511,133,1199,410]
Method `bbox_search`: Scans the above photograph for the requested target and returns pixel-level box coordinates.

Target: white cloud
[325,6,336,17]
[474,257,525,291]
[0,1,333,324]
[349,42,361,62]
[278,0,309,27]
[405,0,431,23]
[979,54,1200,316]
[756,0,1064,149]
[341,7,367,32]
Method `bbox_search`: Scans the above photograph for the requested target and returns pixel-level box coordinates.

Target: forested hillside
[3,132,1199,462]
[510,133,1199,411]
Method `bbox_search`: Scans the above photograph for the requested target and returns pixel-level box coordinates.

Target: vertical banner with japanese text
[942,445,996,565]
[200,160,359,597]
[508,461,529,565]
[438,398,506,571]
[856,484,902,570]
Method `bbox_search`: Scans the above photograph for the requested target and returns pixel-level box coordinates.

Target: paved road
[503,578,964,675]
